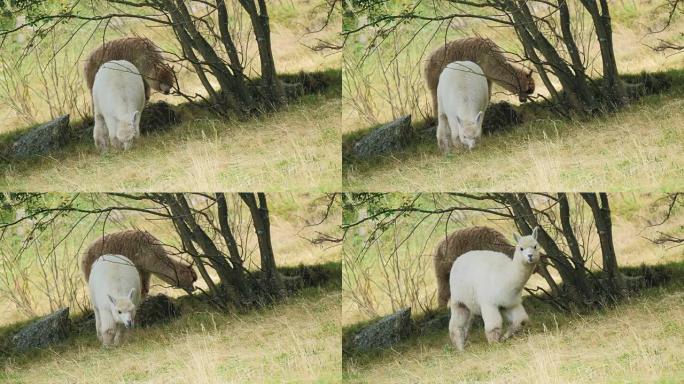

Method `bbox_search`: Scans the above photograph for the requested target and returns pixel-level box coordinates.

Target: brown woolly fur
[434,226,514,308]
[82,229,197,297]
[425,37,535,117]
[84,37,175,101]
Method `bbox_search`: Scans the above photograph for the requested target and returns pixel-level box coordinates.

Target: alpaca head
[152,63,175,94]
[176,264,197,292]
[455,112,484,150]
[517,68,535,102]
[512,226,541,265]
[108,288,137,329]
[159,263,197,292]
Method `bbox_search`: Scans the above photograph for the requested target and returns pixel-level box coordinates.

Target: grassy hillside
[342,0,684,191]
[0,1,342,192]
[341,193,684,382]
[0,193,342,383]
[343,273,684,383]
[1,282,341,384]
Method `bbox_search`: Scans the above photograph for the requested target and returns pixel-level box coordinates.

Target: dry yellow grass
[344,290,684,383]
[344,97,684,192]
[2,98,341,191]
[2,290,341,384]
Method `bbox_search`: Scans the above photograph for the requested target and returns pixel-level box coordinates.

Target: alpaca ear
[128,288,135,300]
[475,111,483,124]
[513,232,520,243]
[455,116,463,128]
[108,294,116,305]
[532,226,539,240]
[527,68,533,76]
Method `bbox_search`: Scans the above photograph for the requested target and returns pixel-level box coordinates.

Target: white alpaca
[88,254,142,347]
[448,227,541,351]
[92,60,145,151]
[436,61,489,152]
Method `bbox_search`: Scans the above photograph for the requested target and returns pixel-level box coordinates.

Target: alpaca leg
[141,271,151,297]
[102,327,116,347]
[431,86,439,121]
[448,301,470,351]
[481,305,503,344]
[94,307,102,342]
[463,310,474,341]
[436,113,451,153]
[93,111,108,150]
[113,325,125,346]
[436,270,450,308]
[99,311,115,346]
[502,304,529,340]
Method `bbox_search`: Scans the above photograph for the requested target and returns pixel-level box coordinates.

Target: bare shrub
[343,28,431,125]
[0,27,90,127]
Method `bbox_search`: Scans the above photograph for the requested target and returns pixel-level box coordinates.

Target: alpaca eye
[519,247,523,251]
[118,310,122,314]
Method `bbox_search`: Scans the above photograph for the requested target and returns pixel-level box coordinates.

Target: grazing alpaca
[92,60,145,150]
[448,227,541,351]
[84,37,175,101]
[82,230,197,297]
[436,61,489,151]
[88,254,141,346]
[425,37,535,118]
[434,226,514,308]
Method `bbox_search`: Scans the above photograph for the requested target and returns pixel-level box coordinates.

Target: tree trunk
[238,0,284,104]
[239,193,283,295]
[578,0,626,106]
[581,193,624,294]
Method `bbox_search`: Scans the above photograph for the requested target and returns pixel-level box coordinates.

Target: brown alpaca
[84,37,175,101]
[82,229,197,297]
[434,226,515,308]
[424,37,535,118]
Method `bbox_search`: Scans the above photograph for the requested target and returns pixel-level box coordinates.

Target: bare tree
[0,193,288,311]
[344,0,628,114]
[1,0,285,115]
[343,193,630,313]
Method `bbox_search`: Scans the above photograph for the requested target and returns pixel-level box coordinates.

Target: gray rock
[12,307,70,351]
[10,115,70,159]
[350,115,413,160]
[349,307,412,352]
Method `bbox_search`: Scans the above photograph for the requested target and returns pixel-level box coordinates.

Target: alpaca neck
[507,254,536,292]
[486,63,524,94]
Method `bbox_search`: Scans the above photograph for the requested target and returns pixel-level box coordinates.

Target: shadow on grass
[0,261,341,366]
[342,260,684,369]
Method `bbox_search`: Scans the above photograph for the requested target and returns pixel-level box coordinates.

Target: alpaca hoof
[486,328,501,343]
